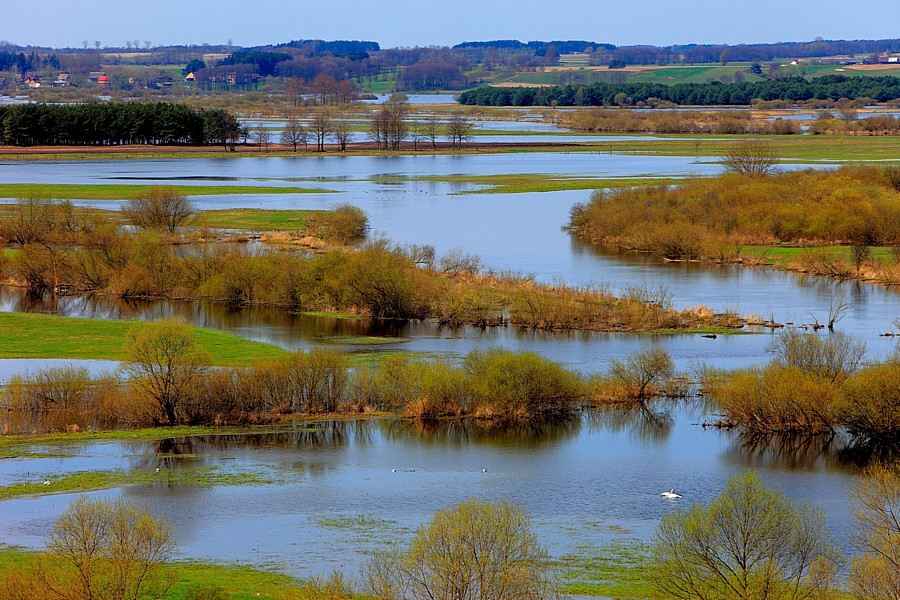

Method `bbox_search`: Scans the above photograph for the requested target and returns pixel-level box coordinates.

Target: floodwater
[0,139,897,579]
[0,412,863,578]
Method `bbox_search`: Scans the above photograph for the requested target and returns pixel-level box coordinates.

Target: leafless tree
[251,127,271,151]
[722,140,779,175]
[281,115,307,152]
[423,115,443,149]
[122,186,195,233]
[310,110,332,152]
[332,117,352,152]
[447,113,475,149]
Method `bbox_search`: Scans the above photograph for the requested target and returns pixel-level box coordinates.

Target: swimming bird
[482,468,487,473]
[392,469,397,473]
[660,489,682,499]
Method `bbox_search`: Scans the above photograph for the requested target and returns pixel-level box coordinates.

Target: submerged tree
[722,140,778,175]
[122,186,195,233]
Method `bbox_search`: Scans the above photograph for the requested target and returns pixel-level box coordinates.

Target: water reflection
[588,402,675,444]
[378,417,582,448]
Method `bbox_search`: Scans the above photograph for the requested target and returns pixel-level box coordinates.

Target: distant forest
[0,103,240,146]
[457,75,900,107]
[7,36,900,95]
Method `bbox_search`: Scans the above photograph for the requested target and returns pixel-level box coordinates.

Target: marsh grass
[557,541,654,598]
[197,208,328,231]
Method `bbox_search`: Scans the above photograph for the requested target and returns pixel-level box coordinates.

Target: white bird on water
[660,489,682,499]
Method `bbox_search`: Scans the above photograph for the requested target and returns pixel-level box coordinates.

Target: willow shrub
[714,365,838,435]
[465,348,584,421]
[834,363,900,442]
[569,166,900,256]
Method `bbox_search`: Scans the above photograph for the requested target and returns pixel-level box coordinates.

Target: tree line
[0,102,241,146]
[458,75,900,106]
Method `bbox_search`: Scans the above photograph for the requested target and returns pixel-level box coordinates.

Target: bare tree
[447,113,475,149]
[251,127,271,151]
[608,346,675,401]
[310,110,332,152]
[423,115,443,149]
[122,186,195,233]
[370,94,409,150]
[281,115,307,152]
[722,140,779,175]
[332,117,352,152]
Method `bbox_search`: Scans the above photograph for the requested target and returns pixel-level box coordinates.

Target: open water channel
[0,133,897,579]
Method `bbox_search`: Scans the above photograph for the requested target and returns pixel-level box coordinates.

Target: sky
[5,0,900,50]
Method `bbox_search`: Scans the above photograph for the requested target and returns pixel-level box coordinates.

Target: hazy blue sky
[6,0,899,49]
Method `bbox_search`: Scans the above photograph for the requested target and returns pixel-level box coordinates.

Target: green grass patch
[739,244,897,267]
[0,183,324,200]
[0,312,288,366]
[557,541,654,598]
[167,562,301,600]
[198,208,328,231]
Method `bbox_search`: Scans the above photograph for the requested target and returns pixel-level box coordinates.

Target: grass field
[739,245,897,267]
[198,208,329,230]
[0,312,288,365]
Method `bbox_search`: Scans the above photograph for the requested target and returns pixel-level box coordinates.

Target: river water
[0,141,895,579]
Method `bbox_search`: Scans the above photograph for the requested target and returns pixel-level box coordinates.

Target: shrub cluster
[3,201,723,331]
[0,347,586,433]
[712,330,900,441]
[569,166,900,261]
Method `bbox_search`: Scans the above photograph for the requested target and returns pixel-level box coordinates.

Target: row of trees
[458,75,900,106]
[0,103,241,146]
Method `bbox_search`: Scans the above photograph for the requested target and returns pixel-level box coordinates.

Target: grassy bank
[0,312,288,365]
[198,208,328,231]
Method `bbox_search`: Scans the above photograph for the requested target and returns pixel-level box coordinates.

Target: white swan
[660,489,682,499]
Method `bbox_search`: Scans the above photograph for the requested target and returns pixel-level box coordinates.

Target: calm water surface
[0,148,895,577]
[0,413,863,577]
